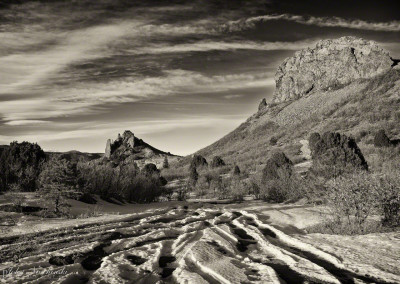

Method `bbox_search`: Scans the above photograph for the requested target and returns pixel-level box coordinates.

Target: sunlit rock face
[273,36,394,103]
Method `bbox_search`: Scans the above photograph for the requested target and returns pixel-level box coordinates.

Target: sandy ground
[0,199,399,284]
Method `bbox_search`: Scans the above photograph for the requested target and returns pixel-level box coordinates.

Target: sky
[0,0,399,155]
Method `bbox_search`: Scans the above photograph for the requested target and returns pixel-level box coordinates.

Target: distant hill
[47,150,103,163]
[191,37,400,173]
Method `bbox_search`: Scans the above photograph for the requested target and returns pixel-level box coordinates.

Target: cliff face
[273,36,394,103]
[194,37,400,172]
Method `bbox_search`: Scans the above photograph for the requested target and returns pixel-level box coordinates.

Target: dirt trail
[294,139,312,174]
[0,206,399,283]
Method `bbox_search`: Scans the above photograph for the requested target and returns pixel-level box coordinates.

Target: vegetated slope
[47,150,103,163]
[195,37,400,173]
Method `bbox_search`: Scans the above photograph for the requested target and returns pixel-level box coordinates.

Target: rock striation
[273,36,394,103]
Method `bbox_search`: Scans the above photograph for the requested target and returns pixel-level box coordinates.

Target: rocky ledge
[273,36,394,103]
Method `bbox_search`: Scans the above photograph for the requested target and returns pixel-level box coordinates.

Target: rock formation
[105,139,112,158]
[262,151,293,181]
[190,154,208,169]
[374,130,392,147]
[258,98,268,111]
[104,130,174,165]
[273,36,394,103]
[211,156,225,168]
[309,132,368,178]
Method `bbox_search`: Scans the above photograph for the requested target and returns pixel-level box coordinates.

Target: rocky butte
[104,130,177,168]
[272,36,394,103]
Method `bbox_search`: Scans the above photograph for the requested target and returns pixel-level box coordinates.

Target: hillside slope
[195,37,400,173]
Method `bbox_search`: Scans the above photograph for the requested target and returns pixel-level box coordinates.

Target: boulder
[273,37,393,103]
[262,151,293,181]
[211,156,225,168]
[190,154,208,169]
[309,132,368,178]
[374,129,392,147]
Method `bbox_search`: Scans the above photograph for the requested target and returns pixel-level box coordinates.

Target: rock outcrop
[211,156,225,168]
[273,36,394,103]
[190,154,208,169]
[105,139,112,158]
[104,130,174,167]
[262,151,293,181]
[258,98,268,111]
[374,130,392,147]
[309,132,368,178]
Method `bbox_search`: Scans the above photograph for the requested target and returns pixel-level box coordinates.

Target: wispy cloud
[5,120,51,126]
[221,14,400,32]
[0,69,274,124]
[127,40,315,55]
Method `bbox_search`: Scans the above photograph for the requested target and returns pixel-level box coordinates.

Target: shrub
[378,172,400,227]
[161,167,188,181]
[78,160,167,203]
[320,171,400,234]
[269,136,278,146]
[259,151,306,202]
[324,172,379,234]
[123,174,164,203]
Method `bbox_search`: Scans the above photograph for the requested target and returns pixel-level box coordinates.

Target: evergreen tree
[38,157,76,215]
[189,166,199,186]
[163,156,169,169]
[233,165,241,176]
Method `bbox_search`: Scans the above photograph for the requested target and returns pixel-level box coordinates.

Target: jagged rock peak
[273,36,394,103]
[258,98,268,111]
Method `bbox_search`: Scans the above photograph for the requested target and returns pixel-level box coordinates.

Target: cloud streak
[127,40,315,55]
[221,14,400,32]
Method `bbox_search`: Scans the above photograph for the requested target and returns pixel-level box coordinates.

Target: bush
[378,172,400,227]
[123,175,164,203]
[78,160,167,203]
[269,136,278,146]
[258,151,310,203]
[321,171,400,234]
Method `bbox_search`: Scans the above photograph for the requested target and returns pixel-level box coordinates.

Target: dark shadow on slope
[271,240,396,284]
[127,255,147,265]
